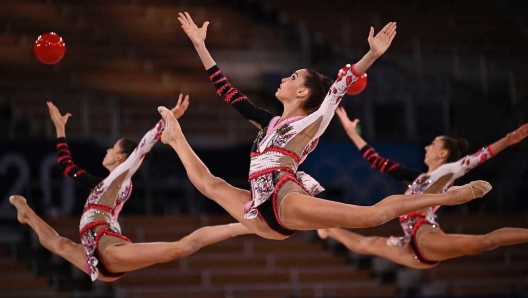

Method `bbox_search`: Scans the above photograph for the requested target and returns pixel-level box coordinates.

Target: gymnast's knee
[360,207,391,228]
[53,236,77,255]
[356,236,383,255]
[201,176,228,198]
[167,240,199,261]
[479,234,498,252]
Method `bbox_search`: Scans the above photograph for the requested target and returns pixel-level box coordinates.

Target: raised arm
[335,107,421,184]
[47,101,102,189]
[130,94,191,163]
[177,12,214,70]
[206,65,276,129]
[442,123,528,179]
[335,107,366,149]
[488,123,528,156]
[111,95,192,181]
[56,138,102,189]
[294,23,397,140]
[355,23,397,74]
[178,12,275,129]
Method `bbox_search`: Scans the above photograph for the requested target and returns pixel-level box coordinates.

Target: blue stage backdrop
[2,139,526,219]
[298,142,425,205]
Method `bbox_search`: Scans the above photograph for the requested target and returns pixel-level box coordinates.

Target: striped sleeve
[57,137,102,189]
[360,144,422,184]
[207,65,276,129]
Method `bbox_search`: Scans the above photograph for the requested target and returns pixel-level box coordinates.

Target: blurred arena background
[0,0,527,297]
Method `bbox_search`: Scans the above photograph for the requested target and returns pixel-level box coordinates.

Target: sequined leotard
[360,144,495,263]
[57,120,165,281]
[207,65,360,236]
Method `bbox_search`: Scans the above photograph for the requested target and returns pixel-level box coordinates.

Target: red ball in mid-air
[34,32,66,65]
[337,64,368,96]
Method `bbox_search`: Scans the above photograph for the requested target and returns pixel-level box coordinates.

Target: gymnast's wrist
[365,49,382,60]
[194,42,206,49]
[56,129,65,138]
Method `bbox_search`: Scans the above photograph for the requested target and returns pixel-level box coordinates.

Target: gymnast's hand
[505,123,528,146]
[171,94,190,119]
[178,12,209,47]
[368,22,397,58]
[46,101,71,137]
[336,107,359,135]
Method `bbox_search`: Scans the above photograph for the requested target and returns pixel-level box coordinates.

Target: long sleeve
[360,144,422,184]
[114,119,166,182]
[433,145,496,181]
[207,65,276,129]
[92,119,166,219]
[290,65,360,141]
[57,137,102,189]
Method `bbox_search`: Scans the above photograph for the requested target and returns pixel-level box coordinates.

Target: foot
[446,180,492,205]
[317,229,329,240]
[9,195,30,224]
[158,106,182,145]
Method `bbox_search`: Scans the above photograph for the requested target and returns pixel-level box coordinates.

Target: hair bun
[456,138,469,153]
[322,77,334,91]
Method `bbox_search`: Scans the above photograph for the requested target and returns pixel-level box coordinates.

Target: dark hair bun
[456,138,469,153]
[302,69,334,113]
[322,77,333,92]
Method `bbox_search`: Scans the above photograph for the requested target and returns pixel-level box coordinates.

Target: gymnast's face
[102,140,126,170]
[275,69,309,104]
[424,137,448,166]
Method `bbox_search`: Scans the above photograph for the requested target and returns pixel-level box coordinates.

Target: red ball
[336,64,368,96]
[346,73,368,95]
[34,32,66,65]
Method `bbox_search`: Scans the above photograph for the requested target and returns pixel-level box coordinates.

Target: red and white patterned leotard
[360,144,496,247]
[207,64,360,221]
[70,119,165,281]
